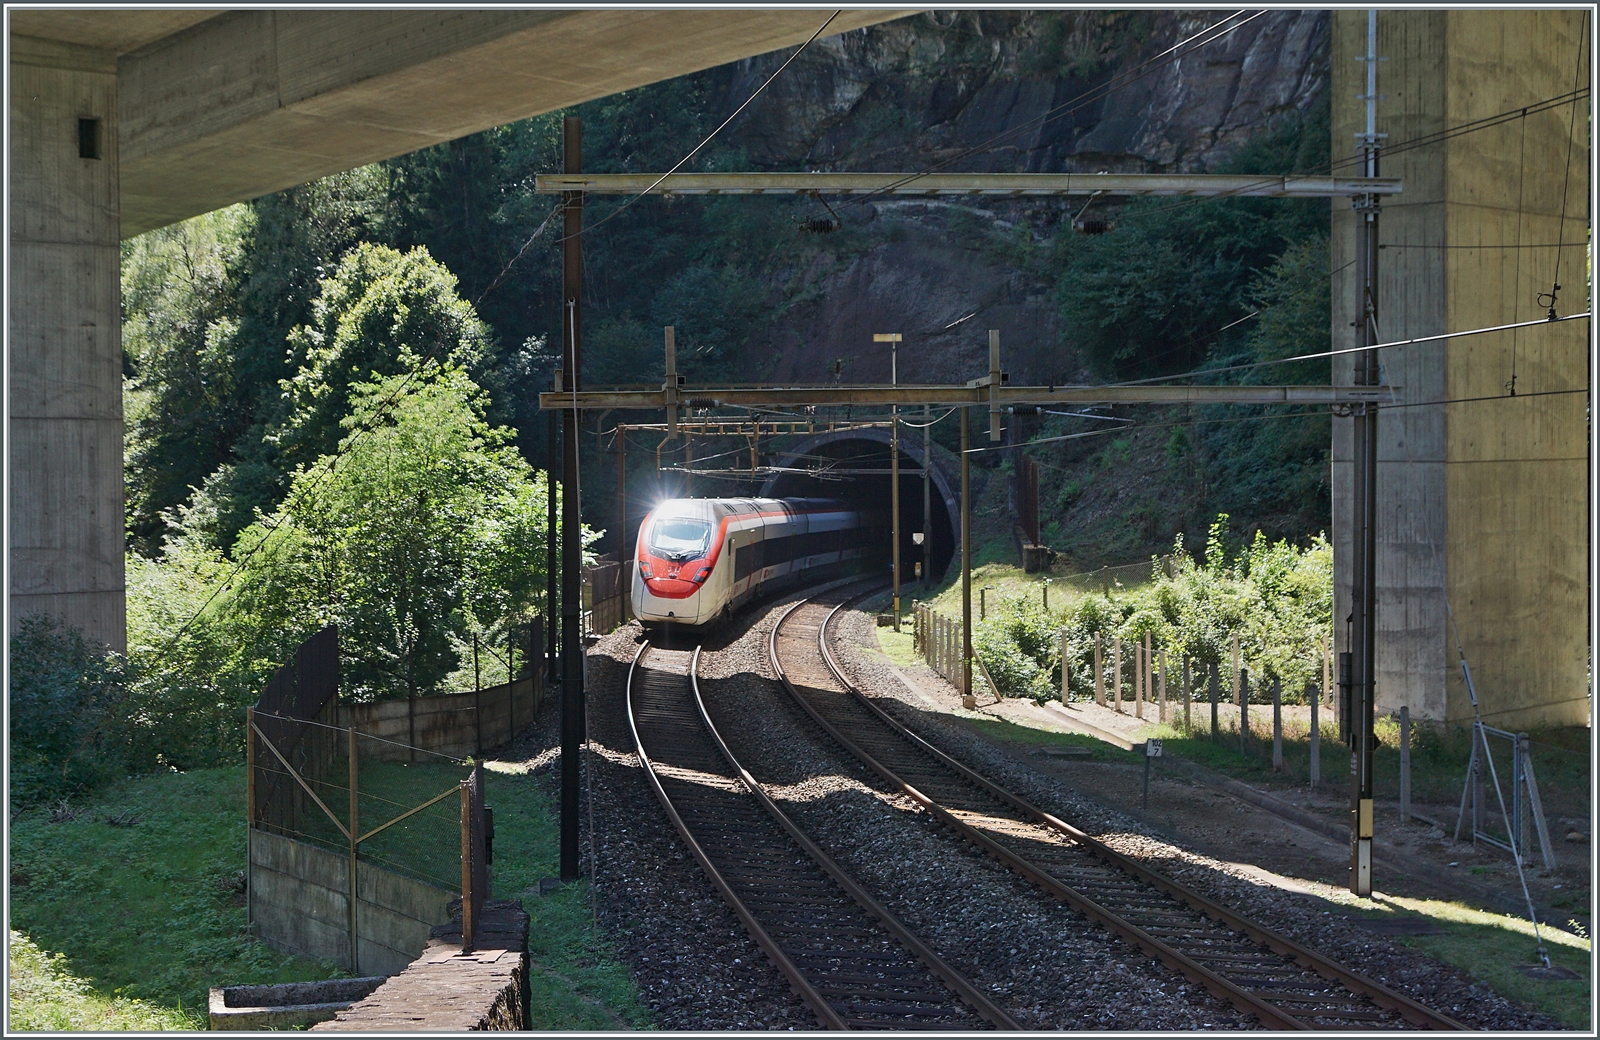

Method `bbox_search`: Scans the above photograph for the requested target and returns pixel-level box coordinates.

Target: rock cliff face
[729,10,1328,174]
[705,10,1330,385]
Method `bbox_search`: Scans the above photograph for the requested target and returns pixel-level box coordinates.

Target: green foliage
[8,766,342,1016]
[219,363,554,704]
[944,516,1330,705]
[975,594,1060,702]
[7,617,133,808]
[277,243,493,476]
[1193,234,1334,535]
[8,931,200,1031]
[8,759,653,1028]
[121,207,255,555]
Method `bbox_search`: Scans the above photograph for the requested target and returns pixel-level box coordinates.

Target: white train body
[631,498,872,628]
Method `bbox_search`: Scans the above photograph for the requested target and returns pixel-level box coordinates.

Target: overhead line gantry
[541,139,1403,899]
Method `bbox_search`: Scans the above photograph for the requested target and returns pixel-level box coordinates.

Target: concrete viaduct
[8,10,1590,730]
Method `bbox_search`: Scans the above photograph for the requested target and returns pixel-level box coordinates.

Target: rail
[625,636,1019,1030]
[768,588,1468,1032]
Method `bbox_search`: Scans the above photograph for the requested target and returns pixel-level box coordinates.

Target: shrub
[8,616,132,809]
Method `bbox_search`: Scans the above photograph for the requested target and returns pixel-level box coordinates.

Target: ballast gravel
[496,591,1562,1031]
[694,597,1250,1030]
[826,605,1566,1032]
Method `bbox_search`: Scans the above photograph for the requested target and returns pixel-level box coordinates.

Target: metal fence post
[460,779,475,953]
[246,707,255,935]
[1399,706,1411,825]
[349,726,359,973]
[1271,677,1283,771]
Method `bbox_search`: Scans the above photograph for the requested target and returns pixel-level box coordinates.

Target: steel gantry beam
[541,384,1396,411]
[535,172,1403,198]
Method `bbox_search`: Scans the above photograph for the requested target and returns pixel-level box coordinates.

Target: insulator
[1073,217,1112,235]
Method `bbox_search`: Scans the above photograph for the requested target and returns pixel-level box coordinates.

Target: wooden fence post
[1271,676,1283,771]
[1209,662,1219,742]
[1094,633,1105,707]
[1059,628,1070,703]
[1310,683,1321,787]
[1323,635,1333,707]
[1239,667,1250,754]
[1399,705,1411,824]
[1158,649,1168,724]
[1182,657,1191,733]
[1135,638,1145,720]
[1113,639,1123,713]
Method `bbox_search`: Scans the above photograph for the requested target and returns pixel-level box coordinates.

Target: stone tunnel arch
[759,426,961,584]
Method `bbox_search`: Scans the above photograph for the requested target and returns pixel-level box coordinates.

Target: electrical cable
[1126,86,1590,221]
[967,406,1328,454]
[851,12,1266,200]
[1545,11,1588,322]
[1508,106,1529,395]
[555,10,841,245]
[1096,312,1590,389]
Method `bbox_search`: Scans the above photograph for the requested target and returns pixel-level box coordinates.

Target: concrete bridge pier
[9,39,125,650]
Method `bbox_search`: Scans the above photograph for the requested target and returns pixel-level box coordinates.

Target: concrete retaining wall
[249,829,454,977]
[337,676,540,761]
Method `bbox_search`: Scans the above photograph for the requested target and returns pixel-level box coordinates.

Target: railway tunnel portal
[759,426,962,588]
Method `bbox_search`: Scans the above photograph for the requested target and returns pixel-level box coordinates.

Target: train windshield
[648,518,713,561]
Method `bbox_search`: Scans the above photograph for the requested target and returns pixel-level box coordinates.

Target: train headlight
[691,568,710,583]
[639,563,653,578]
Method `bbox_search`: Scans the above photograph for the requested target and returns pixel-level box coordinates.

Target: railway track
[625,638,1021,1031]
[765,588,1470,1032]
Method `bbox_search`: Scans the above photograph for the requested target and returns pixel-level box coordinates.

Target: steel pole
[616,426,627,560]
[559,116,584,882]
[1349,12,1382,897]
[547,408,559,679]
[922,404,932,588]
[891,404,900,630]
[960,407,973,708]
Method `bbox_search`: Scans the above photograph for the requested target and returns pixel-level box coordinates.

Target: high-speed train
[632,498,875,629]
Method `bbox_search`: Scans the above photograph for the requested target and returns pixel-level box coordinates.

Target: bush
[8,616,132,809]
[957,515,1332,706]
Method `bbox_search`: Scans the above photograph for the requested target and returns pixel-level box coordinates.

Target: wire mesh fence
[247,624,493,971]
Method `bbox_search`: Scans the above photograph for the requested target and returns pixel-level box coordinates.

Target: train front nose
[634,575,706,625]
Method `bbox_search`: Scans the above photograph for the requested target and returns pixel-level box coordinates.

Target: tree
[121,207,254,554]
[225,363,549,703]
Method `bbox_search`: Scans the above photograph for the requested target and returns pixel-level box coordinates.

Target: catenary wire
[553,10,841,245]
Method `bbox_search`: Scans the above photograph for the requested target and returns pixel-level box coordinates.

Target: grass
[9,755,652,1031]
[8,765,343,1024]
[1311,890,1593,1029]
[482,759,654,1029]
[8,931,197,1031]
